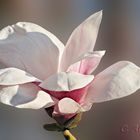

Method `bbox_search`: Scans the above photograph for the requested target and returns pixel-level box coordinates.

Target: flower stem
[63,130,77,140]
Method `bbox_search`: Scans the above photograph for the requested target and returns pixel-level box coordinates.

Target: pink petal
[0,67,40,85]
[44,85,90,103]
[0,22,64,80]
[86,61,140,103]
[0,83,55,109]
[67,51,105,74]
[60,11,102,71]
[39,72,94,91]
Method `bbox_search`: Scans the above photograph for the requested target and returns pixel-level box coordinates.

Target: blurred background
[0,0,140,140]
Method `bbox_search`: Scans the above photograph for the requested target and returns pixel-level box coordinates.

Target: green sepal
[64,113,82,129]
[43,123,64,132]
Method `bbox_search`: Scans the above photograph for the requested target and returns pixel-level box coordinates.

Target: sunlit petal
[0,67,40,85]
[39,72,94,91]
[87,61,140,103]
[0,83,55,109]
[0,22,65,80]
[54,98,81,114]
[61,11,102,71]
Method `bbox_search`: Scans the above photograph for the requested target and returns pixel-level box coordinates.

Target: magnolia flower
[0,11,140,117]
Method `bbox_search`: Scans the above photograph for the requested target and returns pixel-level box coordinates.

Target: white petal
[60,11,102,71]
[87,61,140,103]
[54,98,92,114]
[67,50,105,74]
[16,91,55,109]
[0,83,55,109]
[56,98,81,114]
[0,67,40,85]
[0,22,65,80]
[39,72,94,91]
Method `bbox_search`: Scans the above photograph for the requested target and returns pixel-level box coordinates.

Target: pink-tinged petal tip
[67,50,106,74]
